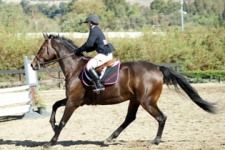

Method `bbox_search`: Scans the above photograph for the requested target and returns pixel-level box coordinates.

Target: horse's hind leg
[105,100,140,143]
[141,92,167,145]
[50,98,67,131]
[145,103,167,145]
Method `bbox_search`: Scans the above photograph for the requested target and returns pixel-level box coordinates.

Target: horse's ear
[42,33,46,39]
[43,33,48,40]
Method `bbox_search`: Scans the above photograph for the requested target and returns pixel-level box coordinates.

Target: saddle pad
[80,61,121,87]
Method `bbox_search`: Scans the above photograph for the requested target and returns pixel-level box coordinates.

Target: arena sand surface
[0,83,225,150]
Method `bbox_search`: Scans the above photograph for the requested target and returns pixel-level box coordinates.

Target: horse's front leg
[50,98,67,131]
[44,91,83,147]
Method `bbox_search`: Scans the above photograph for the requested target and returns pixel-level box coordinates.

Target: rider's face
[87,22,92,29]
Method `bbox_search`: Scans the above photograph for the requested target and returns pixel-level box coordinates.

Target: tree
[103,0,127,13]
[163,0,179,14]
[60,13,87,32]
[194,13,220,27]
[194,0,205,14]
[150,0,164,13]
[0,3,29,32]
[20,0,30,14]
[223,8,225,20]
[60,0,106,32]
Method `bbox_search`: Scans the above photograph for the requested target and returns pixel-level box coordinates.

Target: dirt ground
[0,83,225,150]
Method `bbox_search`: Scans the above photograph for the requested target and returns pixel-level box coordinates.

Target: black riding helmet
[84,14,99,25]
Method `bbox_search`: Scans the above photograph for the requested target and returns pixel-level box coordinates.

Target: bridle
[35,54,75,79]
[35,53,75,67]
[34,38,75,79]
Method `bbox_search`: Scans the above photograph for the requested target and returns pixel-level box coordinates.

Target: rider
[75,14,115,93]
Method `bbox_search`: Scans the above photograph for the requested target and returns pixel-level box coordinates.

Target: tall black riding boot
[89,68,105,93]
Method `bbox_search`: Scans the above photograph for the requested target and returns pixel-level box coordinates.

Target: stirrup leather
[92,81,105,93]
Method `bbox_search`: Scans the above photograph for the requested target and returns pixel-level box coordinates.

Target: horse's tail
[159,65,216,114]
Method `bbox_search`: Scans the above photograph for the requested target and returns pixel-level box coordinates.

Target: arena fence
[0,85,31,117]
[0,56,38,118]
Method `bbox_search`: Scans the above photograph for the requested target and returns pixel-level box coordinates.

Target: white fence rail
[0,56,39,118]
[0,85,31,117]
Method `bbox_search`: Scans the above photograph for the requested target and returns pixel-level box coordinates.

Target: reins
[35,34,80,80]
[43,53,75,66]
[39,53,75,80]
[44,66,65,79]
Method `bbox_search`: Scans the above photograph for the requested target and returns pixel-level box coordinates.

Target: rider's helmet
[84,14,99,25]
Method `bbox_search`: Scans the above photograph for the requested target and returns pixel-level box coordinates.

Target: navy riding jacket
[76,26,108,54]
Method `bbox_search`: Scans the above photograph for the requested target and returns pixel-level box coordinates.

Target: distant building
[126,0,153,7]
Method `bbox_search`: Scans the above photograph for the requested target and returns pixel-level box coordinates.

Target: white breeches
[86,53,113,71]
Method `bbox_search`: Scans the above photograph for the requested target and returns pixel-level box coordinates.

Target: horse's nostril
[31,64,35,69]
[30,63,37,70]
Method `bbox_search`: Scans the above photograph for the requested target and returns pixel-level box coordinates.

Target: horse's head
[31,33,58,70]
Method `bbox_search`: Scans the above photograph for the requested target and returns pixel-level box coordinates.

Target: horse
[31,33,216,147]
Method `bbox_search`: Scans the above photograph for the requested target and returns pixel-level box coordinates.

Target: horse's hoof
[103,138,113,145]
[43,142,52,148]
[149,138,161,145]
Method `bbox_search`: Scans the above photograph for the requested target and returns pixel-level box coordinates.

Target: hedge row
[184,70,225,82]
[0,27,224,72]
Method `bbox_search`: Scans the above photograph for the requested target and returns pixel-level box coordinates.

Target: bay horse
[31,33,215,147]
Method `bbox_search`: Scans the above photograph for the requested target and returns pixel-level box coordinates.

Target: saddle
[95,59,117,74]
[79,58,121,86]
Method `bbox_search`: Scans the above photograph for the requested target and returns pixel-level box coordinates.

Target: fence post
[23,56,38,108]
[22,56,44,118]
[23,56,38,86]
[29,84,37,107]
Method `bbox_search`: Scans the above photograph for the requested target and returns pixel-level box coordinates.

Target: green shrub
[0,34,42,70]
[110,27,225,72]
[184,70,225,82]
[0,27,224,72]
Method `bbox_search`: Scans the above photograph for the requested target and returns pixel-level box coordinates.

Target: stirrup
[93,86,105,94]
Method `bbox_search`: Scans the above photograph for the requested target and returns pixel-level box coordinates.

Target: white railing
[0,85,31,117]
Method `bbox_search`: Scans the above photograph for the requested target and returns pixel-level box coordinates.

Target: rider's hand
[75,51,83,56]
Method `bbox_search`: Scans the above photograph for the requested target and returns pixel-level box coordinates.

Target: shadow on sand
[0,139,123,148]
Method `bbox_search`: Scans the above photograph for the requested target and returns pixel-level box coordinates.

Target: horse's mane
[48,34,79,52]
